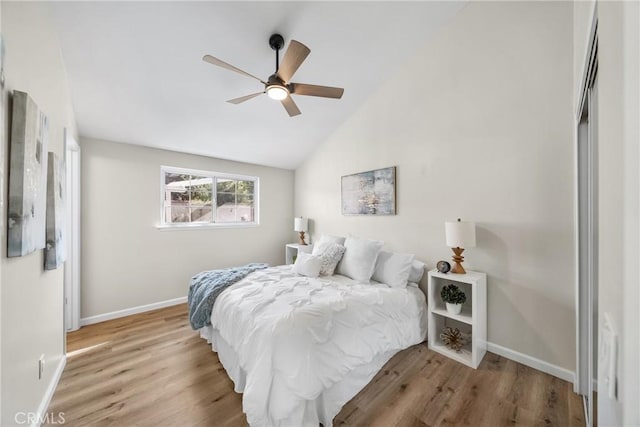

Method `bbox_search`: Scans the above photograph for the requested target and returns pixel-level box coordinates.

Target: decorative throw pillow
[372,251,415,288]
[336,236,384,282]
[293,252,322,278]
[312,235,345,261]
[312,242,346,276]
[408,260,426,283]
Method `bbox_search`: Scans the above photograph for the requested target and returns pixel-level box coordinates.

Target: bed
[195,236,427,427]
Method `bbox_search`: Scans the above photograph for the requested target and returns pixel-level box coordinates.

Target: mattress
[199,265,427,426]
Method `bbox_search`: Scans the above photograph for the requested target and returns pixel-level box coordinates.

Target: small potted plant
[440,284,467,315]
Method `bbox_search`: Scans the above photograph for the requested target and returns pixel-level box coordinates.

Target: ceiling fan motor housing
[267,74,286,87]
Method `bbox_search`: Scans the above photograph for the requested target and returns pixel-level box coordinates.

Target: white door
[64,131,81,332]
[576,25,598,426]
[578,72,598,427]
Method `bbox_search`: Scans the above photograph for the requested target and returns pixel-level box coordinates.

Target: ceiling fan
[202,34,344,117]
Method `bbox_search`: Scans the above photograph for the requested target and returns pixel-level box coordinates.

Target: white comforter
[207,265,427,426]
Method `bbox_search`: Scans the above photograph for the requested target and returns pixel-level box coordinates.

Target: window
[160,166,259,228]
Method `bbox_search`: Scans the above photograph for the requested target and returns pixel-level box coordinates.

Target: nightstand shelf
[427,269,487,369]
[430,341,473,366]
[430,307,473,325]
[285,243,313,265]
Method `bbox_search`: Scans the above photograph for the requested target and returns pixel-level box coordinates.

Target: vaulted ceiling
[50,1,465,169]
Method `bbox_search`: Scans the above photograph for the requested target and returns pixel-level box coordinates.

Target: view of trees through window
[216,178,255,223]
[163,169,257,225]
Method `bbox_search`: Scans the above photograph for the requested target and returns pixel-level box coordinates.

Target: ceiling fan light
[266,85,289,101]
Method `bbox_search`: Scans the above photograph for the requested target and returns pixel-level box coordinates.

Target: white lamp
[294,217,308,245]
[445,218,476,274]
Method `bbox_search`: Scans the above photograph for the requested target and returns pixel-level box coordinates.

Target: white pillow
[293,252,322,278]
[312,242,346,276]
[372,251,415,288]
[408,260,426,283]
[336,236,384,282]
[313,234,346,248]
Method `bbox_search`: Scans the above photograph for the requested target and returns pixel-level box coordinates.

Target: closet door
[576,26,598,427]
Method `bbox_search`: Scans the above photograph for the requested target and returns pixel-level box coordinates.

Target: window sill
[156,223,259,231]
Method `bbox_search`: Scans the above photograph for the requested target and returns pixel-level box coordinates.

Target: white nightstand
[427,269,487,369]
[285,243,313,265]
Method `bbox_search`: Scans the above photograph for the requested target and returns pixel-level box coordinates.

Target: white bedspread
[206,265,427,426]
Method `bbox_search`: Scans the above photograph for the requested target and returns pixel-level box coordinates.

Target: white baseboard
[33,355,66,427]
[487,341,575,384]
[80,296,187,326]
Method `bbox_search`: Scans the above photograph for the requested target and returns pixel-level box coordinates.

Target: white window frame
[157,165,260,230]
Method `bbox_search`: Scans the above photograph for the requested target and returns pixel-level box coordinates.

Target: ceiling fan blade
[281,96,301,117]
[290,83,344,99]
[276,40,310,83]
[203,54,266,84]
[227,92,264,104]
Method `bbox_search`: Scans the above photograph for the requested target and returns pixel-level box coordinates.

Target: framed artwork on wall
[341,166,396,215]
[8,91,49,257]
[45,152,66,270]
[0,33,5,88]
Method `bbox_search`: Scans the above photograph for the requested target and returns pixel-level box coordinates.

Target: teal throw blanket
[188,263,269,330]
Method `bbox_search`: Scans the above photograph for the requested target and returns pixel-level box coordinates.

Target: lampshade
[445,219,476,248]
[294,217,308,232]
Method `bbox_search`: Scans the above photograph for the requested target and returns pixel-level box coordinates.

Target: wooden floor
[47,304,584,427]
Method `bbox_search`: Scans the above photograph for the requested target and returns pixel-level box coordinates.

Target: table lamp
[445,218,476,274]
[294,217,308,245]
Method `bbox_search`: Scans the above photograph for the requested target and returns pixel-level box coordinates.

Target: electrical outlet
[38,354,45,380]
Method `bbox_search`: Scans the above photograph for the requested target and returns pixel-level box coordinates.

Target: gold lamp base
[451,247,466,274]
[298,231,307,245]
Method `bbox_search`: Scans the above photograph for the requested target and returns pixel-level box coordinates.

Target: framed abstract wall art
[341,166,396,215]
[45,152,66,270]
[8,91,49,257]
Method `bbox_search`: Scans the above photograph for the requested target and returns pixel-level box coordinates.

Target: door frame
[574,7,598,426]
[64,129,81,332]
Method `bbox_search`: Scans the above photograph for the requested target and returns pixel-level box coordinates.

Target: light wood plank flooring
[46,304,584,427]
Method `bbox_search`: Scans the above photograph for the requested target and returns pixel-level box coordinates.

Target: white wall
[621,4,640,424]
[81,138,294,319]
[1,2,78,425]
[295,1,575,373]
[0,1,4,422]
[595,3,623,424]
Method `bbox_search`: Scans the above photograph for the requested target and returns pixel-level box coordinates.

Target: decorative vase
[446,302,462,315]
